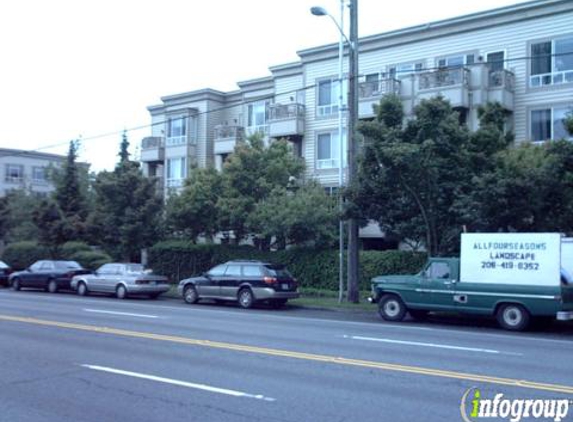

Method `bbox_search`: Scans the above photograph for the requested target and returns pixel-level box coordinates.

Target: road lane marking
[1,314,572,395]
[2,293,571,347]
[342,335,523,356]
[81,364,275,401]
[83,309,159,319]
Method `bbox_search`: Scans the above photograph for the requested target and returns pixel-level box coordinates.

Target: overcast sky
[0,0,532,171]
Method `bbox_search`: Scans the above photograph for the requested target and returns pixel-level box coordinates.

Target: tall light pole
[311,1,348,303]
[311,1,359,303]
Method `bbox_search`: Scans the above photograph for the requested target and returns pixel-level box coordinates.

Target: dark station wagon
[178,260,300,308]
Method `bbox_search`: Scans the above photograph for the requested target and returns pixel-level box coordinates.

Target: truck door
[424,260,457,310]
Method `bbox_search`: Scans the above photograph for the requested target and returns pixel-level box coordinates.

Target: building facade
[141,0,573,206]
[0,149,68,197]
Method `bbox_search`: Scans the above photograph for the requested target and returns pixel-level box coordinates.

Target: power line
[1,51,571,163]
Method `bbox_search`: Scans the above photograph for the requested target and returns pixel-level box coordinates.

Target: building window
[247,100,270,136]
[530,36,573,87]
[316,131,346,169]
[388,62,424,79]
[5,164,24,183]
[32,166,47,183]
[531,106,573,142]
[437,54,474,68]
[317,78,346,117]
[166,116,187,146]
[166,157,186,188]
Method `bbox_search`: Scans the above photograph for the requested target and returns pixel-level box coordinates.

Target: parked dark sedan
[178,260,299,309]
[0,260,12,287]
[10,260,91,293]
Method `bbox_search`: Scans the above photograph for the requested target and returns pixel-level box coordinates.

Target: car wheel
[497,303,530,331]
[116,285,128,300]
[183,285,198,304]
[238,288,254,309]
[77,282,88,297]
[12,278,21,291]
[47,279,58,294]
[378,294,407,322]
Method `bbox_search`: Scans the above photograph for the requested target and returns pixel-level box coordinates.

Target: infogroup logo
[460,388,571,422]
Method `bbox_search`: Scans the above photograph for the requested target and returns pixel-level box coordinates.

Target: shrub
[148,242,427,291]
[60,241,92,259]
[70,250,112,270]
[1,241,48,270]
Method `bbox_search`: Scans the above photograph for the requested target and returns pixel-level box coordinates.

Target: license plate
[281,283,289,290]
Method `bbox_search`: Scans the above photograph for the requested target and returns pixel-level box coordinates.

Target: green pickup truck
[369,233,573,331]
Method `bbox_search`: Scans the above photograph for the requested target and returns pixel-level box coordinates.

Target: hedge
[148,241,427,291]
[1,241,48,270]
[1,241,112,271]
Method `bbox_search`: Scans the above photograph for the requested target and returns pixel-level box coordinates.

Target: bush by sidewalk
[148,241,427,291]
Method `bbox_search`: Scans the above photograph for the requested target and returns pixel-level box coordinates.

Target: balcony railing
[214,125,245,140]
[166,135,187,146]
[141,136,164,149]
[358,78,401,98]
[418,67,470,90]
[488,69,515,92]
[269,103,305,121]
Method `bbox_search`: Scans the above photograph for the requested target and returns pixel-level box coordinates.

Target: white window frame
[530,36,573,88]
[388,62,424,80]
[530,106,573,142]
[317,77,347,117]
[5,164,24,183]
[166,157,187,188]
[436,53,475,69]
[316,131,347,170]
[247,100,270,136]
[166,115,187,146]
[32,166,47,183]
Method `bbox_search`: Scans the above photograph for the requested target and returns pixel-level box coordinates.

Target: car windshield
[265,265,292,278]
[54,261,82,270]
[125,264,145,274]
[0,261,8,269]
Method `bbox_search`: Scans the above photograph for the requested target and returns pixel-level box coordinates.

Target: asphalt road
[0,288,572,422]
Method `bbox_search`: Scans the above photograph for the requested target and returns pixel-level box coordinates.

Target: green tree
[248,182,338,249]
[217,135,305,248]
[565,112,573,137]
[353,96,511,255]
[33,199,73,257]
[165,167,224,241]
[469,140,573,233]
[87,134,163,261]
[0,190,41,243]
[44,140,90,243]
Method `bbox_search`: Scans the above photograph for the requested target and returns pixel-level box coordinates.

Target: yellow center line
[1,314,572,395]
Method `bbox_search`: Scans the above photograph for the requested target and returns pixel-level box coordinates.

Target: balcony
[214,125,245,154]
[358,78,401,118]
[268,103,305,138]
[487,69,515,111]
[140,136,164,163]
[416,67,471,108]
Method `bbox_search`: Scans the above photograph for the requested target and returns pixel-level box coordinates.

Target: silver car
[71,263,170,299]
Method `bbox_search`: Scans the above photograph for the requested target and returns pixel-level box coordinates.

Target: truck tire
[378,294,407,322]
[496,303,530,331]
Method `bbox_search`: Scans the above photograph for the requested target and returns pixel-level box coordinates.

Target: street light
[311,1,347,303]
[311,0,359,303]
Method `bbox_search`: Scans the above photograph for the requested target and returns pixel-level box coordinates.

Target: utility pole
[346,0,360,303]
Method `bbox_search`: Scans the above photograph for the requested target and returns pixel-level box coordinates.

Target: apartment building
[0,149,68,197]
[141,0,573,205]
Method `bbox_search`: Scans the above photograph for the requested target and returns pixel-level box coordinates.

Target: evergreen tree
[87,134,163,261]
